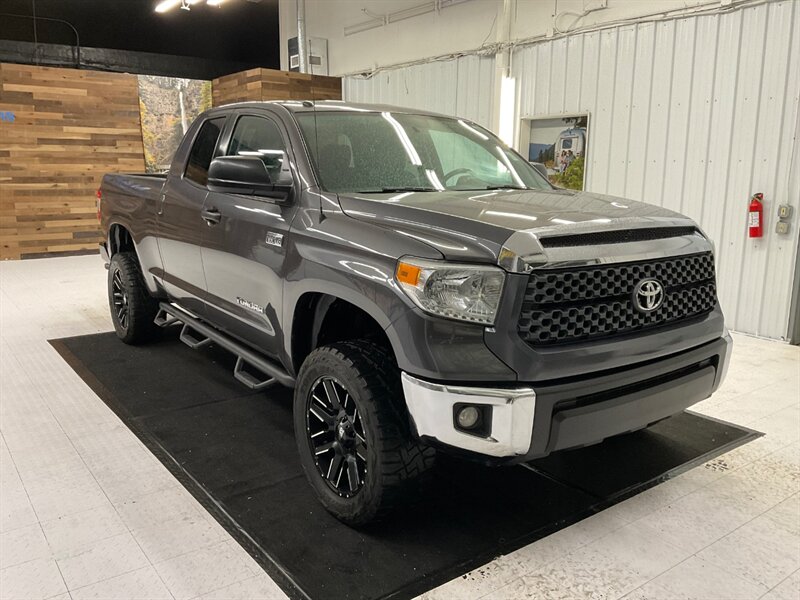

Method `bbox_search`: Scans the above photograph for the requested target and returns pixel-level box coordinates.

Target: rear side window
[184,117,225,186]
[227,116,291,184]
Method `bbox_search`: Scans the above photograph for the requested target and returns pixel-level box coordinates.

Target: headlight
[395,257,506,325]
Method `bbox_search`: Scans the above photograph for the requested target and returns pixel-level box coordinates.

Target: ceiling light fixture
[155,0,181,12]
[156,0,208,13]
[156,0,231,12]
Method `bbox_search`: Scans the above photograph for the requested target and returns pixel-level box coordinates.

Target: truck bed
[102,173,167,204]
[100,173,168,254]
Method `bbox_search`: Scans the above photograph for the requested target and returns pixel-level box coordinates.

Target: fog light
[456,406,481,429]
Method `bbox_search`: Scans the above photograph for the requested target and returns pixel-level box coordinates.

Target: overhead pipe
[344,0,474,37]
[0,12,81,68]
[297,0,308,73]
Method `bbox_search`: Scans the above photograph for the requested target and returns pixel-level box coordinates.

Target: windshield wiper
[482,185,528,190]
[357,187,438,193]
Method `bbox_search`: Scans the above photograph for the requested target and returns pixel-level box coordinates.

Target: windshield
[295,111,552,194]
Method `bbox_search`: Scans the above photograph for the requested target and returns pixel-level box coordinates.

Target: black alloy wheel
[306,376,368,497]
[111,266,130,331]
[107,252,160,345]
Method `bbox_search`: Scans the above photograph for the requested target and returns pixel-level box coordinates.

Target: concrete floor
[1,255,798,600]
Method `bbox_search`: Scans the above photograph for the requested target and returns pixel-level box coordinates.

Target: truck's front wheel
[107,252,160,345]
[293,341,435,526]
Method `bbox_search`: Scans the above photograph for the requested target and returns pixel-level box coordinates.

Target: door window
[184,117,225,186]
[227,116,291,184]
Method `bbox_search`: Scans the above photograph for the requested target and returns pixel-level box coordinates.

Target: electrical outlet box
[776,221,790,235]
[778,204,793,219]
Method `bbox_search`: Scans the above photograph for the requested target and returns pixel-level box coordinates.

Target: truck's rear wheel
[293,340,435,526]
[108,252,159,345]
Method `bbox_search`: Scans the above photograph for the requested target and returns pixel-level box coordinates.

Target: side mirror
[207,156,290,202]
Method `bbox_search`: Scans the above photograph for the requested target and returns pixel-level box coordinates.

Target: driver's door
[200,111,298,360]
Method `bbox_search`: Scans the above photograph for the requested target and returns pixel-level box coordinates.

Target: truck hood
[338,188,697,263]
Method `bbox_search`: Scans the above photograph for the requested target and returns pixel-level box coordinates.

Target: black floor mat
[51,331,759,600]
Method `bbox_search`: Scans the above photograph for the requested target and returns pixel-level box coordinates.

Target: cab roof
[211,100,452,119]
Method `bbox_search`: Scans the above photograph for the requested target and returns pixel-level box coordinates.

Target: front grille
[518,252,717,345]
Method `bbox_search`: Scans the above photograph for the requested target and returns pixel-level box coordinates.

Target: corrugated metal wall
[343,54,496,128]
[514,0,800,340]
[344,1,800,340]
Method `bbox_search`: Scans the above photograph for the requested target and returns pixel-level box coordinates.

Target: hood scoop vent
[539,226,700,248]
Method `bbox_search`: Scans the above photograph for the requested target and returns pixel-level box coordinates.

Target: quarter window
[227,116,291,183]
[184,117,225,186]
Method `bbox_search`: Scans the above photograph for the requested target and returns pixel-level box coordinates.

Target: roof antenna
[312,99,325,222]
[303,96,324,222]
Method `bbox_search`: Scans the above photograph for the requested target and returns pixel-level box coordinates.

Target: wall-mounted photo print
[521,114,589,190]
[137,76,212,173]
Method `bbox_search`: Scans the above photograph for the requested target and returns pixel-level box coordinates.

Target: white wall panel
[343,54,495,128]
[625,24,655,200]
[563,34,585,115]
[513,0,800,340]
[749,0,800,338]
[606,26,636,200]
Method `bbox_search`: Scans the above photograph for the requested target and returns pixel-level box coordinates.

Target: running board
[154,302,294,389]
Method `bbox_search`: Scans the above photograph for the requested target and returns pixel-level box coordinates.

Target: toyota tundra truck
[98,101,731,525]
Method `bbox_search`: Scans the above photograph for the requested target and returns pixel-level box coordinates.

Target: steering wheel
[443,167,475,184]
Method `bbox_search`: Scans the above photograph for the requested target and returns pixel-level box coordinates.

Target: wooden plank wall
[210,68,263,105]
[212,68,342,106]
[0,63,145,260]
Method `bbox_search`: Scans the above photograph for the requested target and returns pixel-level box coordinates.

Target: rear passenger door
[157,115,226,314]
[200,111,298,360]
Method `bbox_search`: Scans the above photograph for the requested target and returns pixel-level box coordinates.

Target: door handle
[201,207,221,226]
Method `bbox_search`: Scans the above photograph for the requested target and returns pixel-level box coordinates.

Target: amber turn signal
[396,261,421,286]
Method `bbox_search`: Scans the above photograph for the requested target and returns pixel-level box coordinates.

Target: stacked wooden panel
[210,68,264,105]
[212,68,342,107]
[0,63,145,260]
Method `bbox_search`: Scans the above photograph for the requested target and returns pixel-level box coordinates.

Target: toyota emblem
[633,278,664,313]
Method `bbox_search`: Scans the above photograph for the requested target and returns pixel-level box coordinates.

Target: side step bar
[154,302,295,389]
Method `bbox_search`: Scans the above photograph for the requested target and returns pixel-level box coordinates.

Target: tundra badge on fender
[236,297,266,314]
[265,232,283,247]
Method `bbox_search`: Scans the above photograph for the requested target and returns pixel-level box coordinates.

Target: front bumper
[401,374,536,457]
[402,331,732,462]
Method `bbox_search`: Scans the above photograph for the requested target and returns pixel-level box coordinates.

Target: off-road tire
[293,340,435,526]
[108,252,160,345]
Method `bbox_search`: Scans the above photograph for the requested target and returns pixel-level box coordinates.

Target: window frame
[224,113,293,186]
[182,115,227,189]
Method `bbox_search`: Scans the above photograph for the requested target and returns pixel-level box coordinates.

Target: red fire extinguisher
[748,193,764,238]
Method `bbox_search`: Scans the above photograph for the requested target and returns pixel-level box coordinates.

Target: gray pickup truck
[98,101,731,525]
